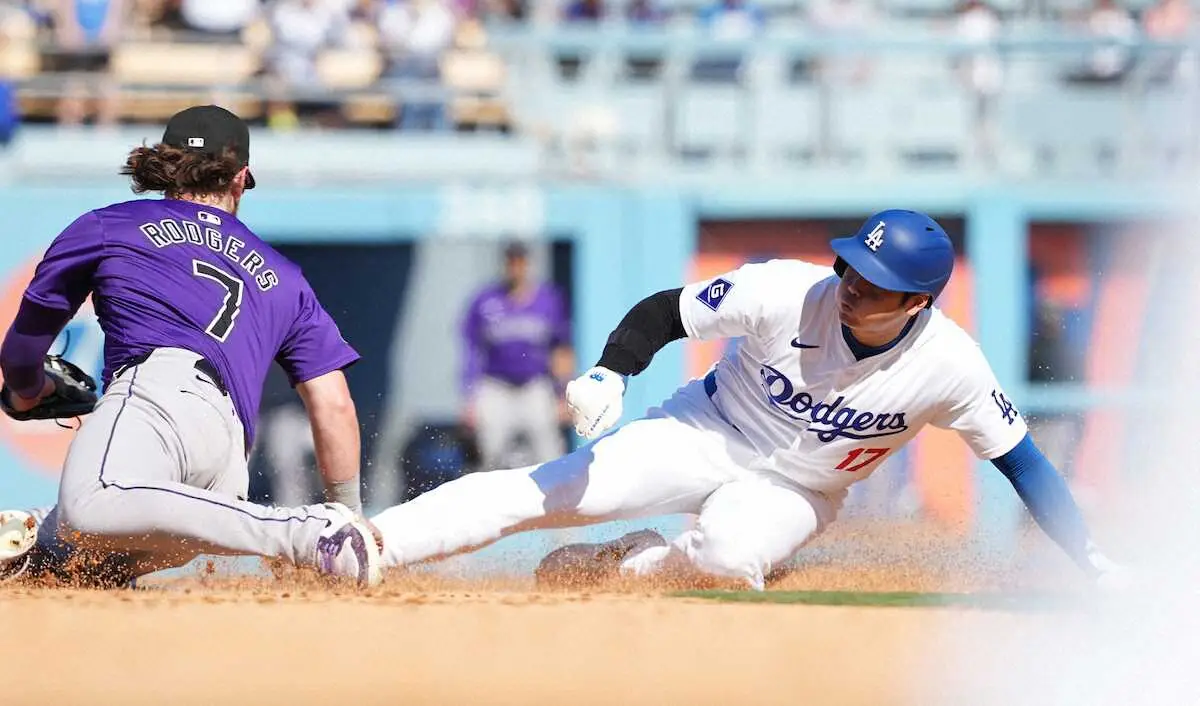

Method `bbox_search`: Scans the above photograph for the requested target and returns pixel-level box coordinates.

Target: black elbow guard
[596,288,686,376]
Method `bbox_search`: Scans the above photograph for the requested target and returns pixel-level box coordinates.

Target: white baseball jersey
[680,259,1028,494]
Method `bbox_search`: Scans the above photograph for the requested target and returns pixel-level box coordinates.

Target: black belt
[114,351,228,397]
[194,358,228,396]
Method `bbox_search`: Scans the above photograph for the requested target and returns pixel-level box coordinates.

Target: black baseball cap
[504,241,529,259]
[162,105,256,189]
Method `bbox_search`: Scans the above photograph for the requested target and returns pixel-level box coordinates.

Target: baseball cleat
[535,529,666,589]
[0,510,39,584]
[316,503,383,588]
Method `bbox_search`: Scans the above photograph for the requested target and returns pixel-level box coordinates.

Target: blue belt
[703,369,742,433]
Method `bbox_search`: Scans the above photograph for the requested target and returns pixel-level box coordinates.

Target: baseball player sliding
[0,105,381,587]
[371,210,1129,591]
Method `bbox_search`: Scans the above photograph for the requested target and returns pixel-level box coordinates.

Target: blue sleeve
[991,432,1095,575]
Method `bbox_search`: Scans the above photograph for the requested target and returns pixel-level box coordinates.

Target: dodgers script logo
[759,364,909,442]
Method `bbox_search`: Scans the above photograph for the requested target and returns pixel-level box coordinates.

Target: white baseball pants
[372,378,843,589]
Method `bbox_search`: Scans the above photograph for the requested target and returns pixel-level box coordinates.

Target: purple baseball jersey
[461,282,570,391]
[6,198,359,446]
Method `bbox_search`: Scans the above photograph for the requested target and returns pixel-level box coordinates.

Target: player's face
[837,266,926,339]
[505,254,528,284]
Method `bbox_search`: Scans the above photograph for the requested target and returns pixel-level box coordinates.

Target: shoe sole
[535,530,666,589]
[323,504,383,588]
[345,519,383,588]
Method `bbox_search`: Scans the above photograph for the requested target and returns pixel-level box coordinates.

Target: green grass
[671,589,1077,611]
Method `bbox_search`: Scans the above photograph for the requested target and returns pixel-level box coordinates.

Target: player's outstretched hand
[0,355,98,422]
[565,367,625,440]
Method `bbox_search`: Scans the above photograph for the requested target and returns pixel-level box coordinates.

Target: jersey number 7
[835,447,889,473]
[192,260,244,342]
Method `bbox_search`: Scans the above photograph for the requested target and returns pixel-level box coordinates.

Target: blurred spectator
[952,0,1002,164]
[808,0,875,36]
[1141,0,1194,84]
[1065,0,1136,83]
[460,242,573,471]
[626,0,665,24]
[345,0,375,20]
[377,0,456,131]
[496,0,527,20]
[267,0,351,85]
[265,0,354,128]
[807,0,878,85]
[694,0,764,81]
[562,0,601,21]
[953,0,1001,92]
[699,0,763,39]
[50,0,127,127]
[175,0,262,40]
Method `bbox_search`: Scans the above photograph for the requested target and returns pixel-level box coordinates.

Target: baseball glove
[0,355,98,422]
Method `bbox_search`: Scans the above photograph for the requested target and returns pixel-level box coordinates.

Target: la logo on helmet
[864,221,885,252]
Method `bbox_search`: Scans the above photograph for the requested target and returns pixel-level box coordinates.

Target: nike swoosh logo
[791,338,819,349]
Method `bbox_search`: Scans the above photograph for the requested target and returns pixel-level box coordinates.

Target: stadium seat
[341,94,398,125]
[750,83,820,167]
[441,50,509,128]
[887,75,974,166]
[1002,54,1063,90]
[1133,88,1197,172]
[441,51,506,94]
[114,92,264,123]
[0,41,39,80]
[996,84,1130,175]
[609,84,668,151]
[316,49,383,90]
[674,85,748,157]
[825,86,893,168]
[111,42,260,87]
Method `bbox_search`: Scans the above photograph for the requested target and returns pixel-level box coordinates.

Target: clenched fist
[565,366,625,439]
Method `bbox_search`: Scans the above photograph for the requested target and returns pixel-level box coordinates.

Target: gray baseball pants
[474,375,565,470]
[54,347,339,574]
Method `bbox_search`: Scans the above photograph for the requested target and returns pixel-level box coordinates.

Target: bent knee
[685,526,773,590]
[57,484,112,537]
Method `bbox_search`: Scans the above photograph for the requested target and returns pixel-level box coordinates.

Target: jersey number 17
[835,447,889,473]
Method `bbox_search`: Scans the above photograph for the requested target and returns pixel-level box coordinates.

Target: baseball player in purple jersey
[0,105,381,587]
[461,242,573,470]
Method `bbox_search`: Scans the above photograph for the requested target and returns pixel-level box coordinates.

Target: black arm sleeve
[595,288,687,376]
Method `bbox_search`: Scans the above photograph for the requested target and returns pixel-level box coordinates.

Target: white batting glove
[565,366,625,439]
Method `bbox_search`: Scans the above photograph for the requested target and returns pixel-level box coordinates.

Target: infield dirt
[5,519,1091,706]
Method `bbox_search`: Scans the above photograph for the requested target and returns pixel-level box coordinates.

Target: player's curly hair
[121,143,244,198]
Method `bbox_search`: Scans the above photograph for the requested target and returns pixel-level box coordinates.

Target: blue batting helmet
[830,209,955,302]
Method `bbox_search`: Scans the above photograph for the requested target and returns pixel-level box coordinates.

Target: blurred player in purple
[0,105,381,587]
[461,242,573,470]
